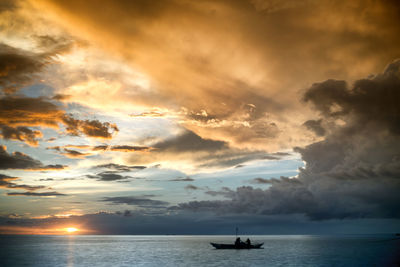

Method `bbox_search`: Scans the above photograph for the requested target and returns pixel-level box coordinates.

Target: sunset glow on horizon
[65,227,78,233]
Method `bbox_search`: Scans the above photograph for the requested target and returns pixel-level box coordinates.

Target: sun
[65,227,78,233]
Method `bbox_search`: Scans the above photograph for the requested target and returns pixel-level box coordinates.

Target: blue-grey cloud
[94,163,147,172]
[0,145,66,170]
[169,177,194,182]
[0,174,46,191]
[7,191,67,197]
[87,171,133,181]
[101,196,169,207]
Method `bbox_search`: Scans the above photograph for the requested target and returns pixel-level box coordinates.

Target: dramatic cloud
[0,145,65,170]
[101,196,169,207]
[176,60,400,220]
[30,0,400,150]
[62,116,119,139]
[1,0,400,234]
[0,125,43,146]
[0,34,72,93]
[127,129,285,170]
[0,174,45,190]
[0,43,46,94]
[0,96,63,128]
[0,96,118,144]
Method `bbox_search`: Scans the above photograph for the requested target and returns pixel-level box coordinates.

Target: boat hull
[210,242,264,249]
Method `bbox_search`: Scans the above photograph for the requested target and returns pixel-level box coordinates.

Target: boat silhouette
[210,242,264,249]
[210,227,264,249]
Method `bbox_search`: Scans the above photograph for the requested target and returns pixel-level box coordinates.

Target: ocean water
[1,235,399,266]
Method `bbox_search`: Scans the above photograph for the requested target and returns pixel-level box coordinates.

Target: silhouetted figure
[246,238,251,248]
[235,237,241,248]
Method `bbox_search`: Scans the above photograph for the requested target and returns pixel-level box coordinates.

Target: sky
[0,0,399,235]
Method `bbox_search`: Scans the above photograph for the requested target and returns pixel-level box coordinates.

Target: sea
[1,235,399,266]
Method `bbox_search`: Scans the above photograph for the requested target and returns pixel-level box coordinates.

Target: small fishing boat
[210,227,264,249]
[210,242,264,249]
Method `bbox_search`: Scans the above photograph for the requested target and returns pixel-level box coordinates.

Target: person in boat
[235,237,241,248]
[246,238,251,248]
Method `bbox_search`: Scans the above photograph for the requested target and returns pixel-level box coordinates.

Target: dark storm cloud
[0,145,66,170]
[176,60,400,220]
[101,196,169,207]
[303,61,400,134]
[7,191,67,196]
[0,125,42,146]
[176,185,317,216]
[0,174,45,191]
[303,119,326,136]
[87,171,132,181]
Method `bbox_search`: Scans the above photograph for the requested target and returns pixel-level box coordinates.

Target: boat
[210,227,263,249]
[210,242,264,249]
